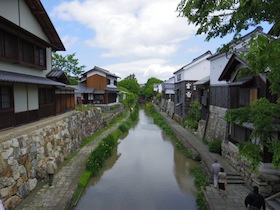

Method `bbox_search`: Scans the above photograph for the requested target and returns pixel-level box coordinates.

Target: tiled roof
[0,70,66,86]
[24,0,65,51]
[194,76,210,85]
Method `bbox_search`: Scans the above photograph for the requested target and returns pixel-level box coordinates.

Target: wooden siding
[87,74,108,90]
[210,86,229,108]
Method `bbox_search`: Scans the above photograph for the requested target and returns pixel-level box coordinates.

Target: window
[0,30,18,60]
[20,39,34,63]
[0,86,13,109]
[177,74,181,82]
[35,46,46,66]
[0,29,46,68]
[39,88,53,105]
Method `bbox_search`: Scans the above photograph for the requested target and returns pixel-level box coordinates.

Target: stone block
[3,195,22,210]
[17,182,29,198]
[1,148,13,160]
[28,178,37,191]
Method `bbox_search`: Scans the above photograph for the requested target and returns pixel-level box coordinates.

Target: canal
[74,108,199,210]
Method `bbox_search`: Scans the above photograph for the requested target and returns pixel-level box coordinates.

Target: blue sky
[41,0,272,84]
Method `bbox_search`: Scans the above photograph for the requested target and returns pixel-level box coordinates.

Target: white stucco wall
[209,53,230,86]
[14,84,28,113]
[14,84,39,112]
[174,53,211,83]
[87,71,106,78]
[0,0,49,42]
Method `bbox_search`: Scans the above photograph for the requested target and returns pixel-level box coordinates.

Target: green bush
[119,122,130,133]
[191,167,208,210]
[185,101,201,129]
[208,140,222,154]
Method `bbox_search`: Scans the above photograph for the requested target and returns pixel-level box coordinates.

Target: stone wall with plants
[222,142,280,197]
[0,109,121,207]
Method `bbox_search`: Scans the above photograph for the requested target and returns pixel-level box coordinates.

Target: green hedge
[70,105,139,207]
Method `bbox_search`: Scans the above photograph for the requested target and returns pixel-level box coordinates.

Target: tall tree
[52,53,85,85]
[177,0,280,94]
[117,74,141,95]
[141,77,162,100]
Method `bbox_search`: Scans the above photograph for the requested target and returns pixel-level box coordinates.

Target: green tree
[117,74,141,95]
[52,53,85,85]
[177,0,280,170]
[225,98,280,170]
[141,77,162,100]
[177,0,280,94]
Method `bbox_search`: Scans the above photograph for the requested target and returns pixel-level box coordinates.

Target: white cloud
[104,59,181,84]
[52,0,197,58]
[61,35,79,49]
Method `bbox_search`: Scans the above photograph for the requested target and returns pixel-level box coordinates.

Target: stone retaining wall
[222,142,280,197]
[203,105,227,142]
[0,108,122,207]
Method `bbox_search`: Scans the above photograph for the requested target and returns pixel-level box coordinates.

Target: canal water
[74,108,199,210]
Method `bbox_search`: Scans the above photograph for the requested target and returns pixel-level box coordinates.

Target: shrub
[191,167,208,210]
[208,140,222,154]
[119,122,130,133]
[185,101,201,129]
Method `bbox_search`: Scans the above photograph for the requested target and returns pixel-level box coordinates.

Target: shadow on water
[73,108,199,210]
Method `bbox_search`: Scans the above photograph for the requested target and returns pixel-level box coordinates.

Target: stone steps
[266,192,280,210]
[226,173,245,184]
[209,172,245,184]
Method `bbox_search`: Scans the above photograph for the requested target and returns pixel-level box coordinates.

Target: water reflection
[74,109,198,210]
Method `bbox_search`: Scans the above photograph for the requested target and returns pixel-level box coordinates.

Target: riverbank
[153,104,250,209]
[14,112,130,210]
[14,104,251,210]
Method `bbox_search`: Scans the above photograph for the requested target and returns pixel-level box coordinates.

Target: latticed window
[0,86,13,109]
[0,28,46,68]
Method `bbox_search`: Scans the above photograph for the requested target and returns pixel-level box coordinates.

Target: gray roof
[194,76,210,85]
[72,83,95,93]
[0,70,66,86]
[105,87,119,92]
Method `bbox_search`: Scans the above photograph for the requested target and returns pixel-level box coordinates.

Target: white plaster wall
[209,53,230,86]
[28,85,39,110]
[87,71,106,78]
[0,0,49,41]
[14,84,28,113]
[0,0,19,24]
[182,59,211,81]
[174,53,211,83]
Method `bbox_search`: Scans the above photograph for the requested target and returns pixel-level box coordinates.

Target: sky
[41,0,271,84]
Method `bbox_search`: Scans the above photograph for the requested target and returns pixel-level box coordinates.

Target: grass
[191,167,208,210]
[68,104,139,208]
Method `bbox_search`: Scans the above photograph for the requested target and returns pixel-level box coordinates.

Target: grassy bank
[68,105,139,208]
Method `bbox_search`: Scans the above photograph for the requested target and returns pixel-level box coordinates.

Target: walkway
[14,115,129,210]
[155,105,250,210]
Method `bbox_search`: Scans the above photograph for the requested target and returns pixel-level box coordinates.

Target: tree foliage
[177,0,280,171]
[52,53,85,85]
[141,77,162,100]
[225,98,280,170]
[177,0,280,94]
[117,74,141,95]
